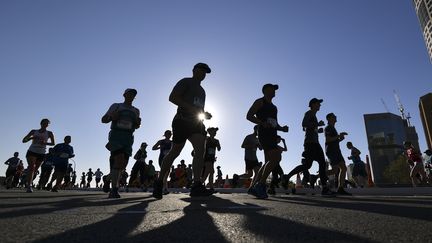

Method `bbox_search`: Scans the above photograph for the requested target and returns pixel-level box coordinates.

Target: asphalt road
[1,189,431,243]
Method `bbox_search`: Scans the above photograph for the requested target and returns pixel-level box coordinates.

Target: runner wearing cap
[285,98,335,196]
[22,118,55,193]
[152,130,173,194]
[246,83,289,199]
[152,63,213,199]
[346,142,367,188]
[102,88,141,198]
[201,127,221,193]
[324,113,351,195]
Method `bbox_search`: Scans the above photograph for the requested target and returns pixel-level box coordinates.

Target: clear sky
[1,1,431,185]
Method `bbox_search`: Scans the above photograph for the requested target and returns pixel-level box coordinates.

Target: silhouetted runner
[324,113,351,195]
[95,168,104,188]
[152,63,213,199]
[152,130,173,194]
[201,127,221,192]
[4,152,21,189]
[128,142,148,191]
[102,88,141,198]
[346,142,367,187]
[246,83,289,199]
[285,98,335,196]
[22,119,55,193]
[240,125,262,190]
[404,141,427,187]
[51,136,75,192]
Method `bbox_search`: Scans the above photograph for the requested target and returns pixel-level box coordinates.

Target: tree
[383,154,411,184]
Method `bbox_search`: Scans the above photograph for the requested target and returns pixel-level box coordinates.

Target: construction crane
[393,90,411,127]
[381,98,390,113]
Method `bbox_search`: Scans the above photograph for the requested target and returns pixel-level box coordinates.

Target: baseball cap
[193,63,211,73]
[309,98,323,107]
[124,88,137,96]
[262,83,279,93]
[207,127,219,132]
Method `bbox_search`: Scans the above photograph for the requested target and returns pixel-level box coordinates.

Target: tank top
[256,98,278,137]
[205,137,219,161]
[28,130,50,154]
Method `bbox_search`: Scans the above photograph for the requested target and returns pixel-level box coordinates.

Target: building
[364,113,420,185]
[413,0,432,62]
[419,93,432,149]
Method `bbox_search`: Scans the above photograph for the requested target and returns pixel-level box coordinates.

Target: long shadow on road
[271,195,432,221]
[129,196,375,243]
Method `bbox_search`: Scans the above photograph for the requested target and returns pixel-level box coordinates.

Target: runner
[71,171,77,188]
[37,148,54,190]
[424,149,432,184]
[285,98,335,196]
[404,141,427,187]
[51,136,75,192]
[4,152,21,189]
[22,118,55,192]
[201,127,221,193]
[246,83,289,199]
[152,63,213,199]
[80,172,86,188]
[152,130,173,195]
[216,166,223,188]
[63,164,73,189]
[346,142,367,188]
[86,168,94,188]
[267,136,287,195]
[240,125,262,190]
[127,142,148,191]
[324,113,351,195]
[101,88,141,198]
[95,168,104,188]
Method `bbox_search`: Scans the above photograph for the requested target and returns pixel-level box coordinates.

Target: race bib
[267,118,278,128]
[117,120,133,130]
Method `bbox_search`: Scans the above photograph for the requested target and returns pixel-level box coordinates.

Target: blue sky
[1,1,431,185]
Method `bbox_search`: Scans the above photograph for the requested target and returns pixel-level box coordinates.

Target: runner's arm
[22,130,35,143]
[46,131,55,146]
[152,141,161,150]
[246,99,265,126]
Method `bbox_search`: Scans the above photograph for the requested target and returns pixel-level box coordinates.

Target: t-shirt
[302,110,319,144]
[134,149,147,162]
[350,147,362,164]
[104,103,140,132]
[172,78,206,120]
[325,125,340,153]
[86,171,94,179]
[147,165,156,177]
[5,157,20,169]
[95,171,103,178]
[52,143,74,165]
[242,134,260,161]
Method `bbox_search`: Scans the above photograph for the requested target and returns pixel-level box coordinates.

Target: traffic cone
[295,173,303,189]
[366,155,375,187]
[223,175,231,188]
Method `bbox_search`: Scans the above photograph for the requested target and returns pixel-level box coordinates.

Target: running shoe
[190,182,213,197]
[267,187,276,195]
[253,182,268,199]
[152,180,163,199]
[51,186,58,192]
[163,188,170,195]
[337,187,352,196]
[102,176,110,193]
[321,187,336,197]
[247,187,257,196]
[26,187,33,193]
[108,188,121,198]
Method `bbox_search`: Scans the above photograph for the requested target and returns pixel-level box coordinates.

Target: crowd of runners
[3,63,432,199]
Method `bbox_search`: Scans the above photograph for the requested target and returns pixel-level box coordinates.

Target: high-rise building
[419,93,432,149]
[413,0,432,62]
[364,113,420,185]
